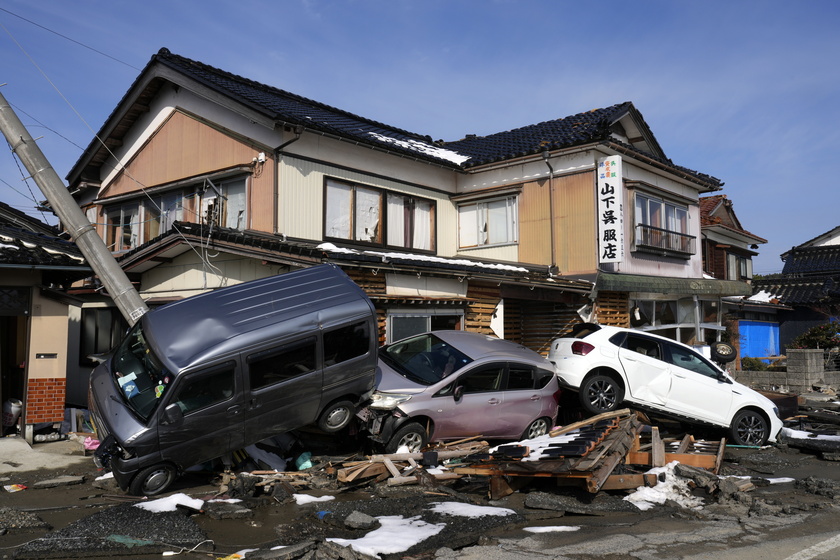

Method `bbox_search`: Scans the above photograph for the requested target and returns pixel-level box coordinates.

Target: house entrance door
[0,287,30,436]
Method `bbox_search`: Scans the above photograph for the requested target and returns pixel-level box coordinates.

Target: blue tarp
[740,321,780,361]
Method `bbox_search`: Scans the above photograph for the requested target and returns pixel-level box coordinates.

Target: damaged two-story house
[62,48,753,400]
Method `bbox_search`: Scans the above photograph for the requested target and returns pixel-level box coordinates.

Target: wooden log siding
[342,268,388,345]
[595,291,629,327]
[465,282,501,335]
[505,299,581,356]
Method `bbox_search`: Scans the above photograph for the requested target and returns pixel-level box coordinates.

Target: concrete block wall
[734,349,839,393]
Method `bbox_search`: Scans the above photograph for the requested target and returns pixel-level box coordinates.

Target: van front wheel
[129,464,176,496]
[317,400,356,433]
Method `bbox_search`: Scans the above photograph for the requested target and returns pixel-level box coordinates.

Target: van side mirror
[162,403,184,425]
[454,385,464,402]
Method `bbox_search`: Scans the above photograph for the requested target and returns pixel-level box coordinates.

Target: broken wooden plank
[601,472,659,490]
[675,434,693,454]
[383,458,402,478]
[549,408,631,437]
[386,473,462,487]
[651,427,665,468]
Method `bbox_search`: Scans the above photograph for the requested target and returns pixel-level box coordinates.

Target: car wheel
[729,409,769,446]
[522,417,551,440]
[129,463,177,496]
[317,399,355,433]
[579,374,623,415]
[711,342,737,364]
[385,422,428,454]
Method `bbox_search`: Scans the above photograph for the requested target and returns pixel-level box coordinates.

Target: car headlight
[369,392,412,410]
[773,406,781,419]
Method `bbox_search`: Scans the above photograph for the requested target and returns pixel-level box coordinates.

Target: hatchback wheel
[579,374,623,414]
[385,422,427,454]
[729,409,769,446]
[522,417,551,440]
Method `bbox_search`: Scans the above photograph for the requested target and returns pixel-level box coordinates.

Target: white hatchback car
[548,323,783,446]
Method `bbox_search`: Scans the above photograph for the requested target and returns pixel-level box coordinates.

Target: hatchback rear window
[570,323,602,339]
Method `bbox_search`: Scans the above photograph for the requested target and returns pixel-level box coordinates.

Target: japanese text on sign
[597,156,624,264]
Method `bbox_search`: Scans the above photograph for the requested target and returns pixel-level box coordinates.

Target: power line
[0,7,141,71]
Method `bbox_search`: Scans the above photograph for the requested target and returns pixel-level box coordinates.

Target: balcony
[634,224,695,258]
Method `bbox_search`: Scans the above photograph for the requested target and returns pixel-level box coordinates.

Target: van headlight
[369,392,412,410]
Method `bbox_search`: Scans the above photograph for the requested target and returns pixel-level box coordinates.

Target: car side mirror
[717,373,733,384]
[454,385,464,402]
[162,403,184,425]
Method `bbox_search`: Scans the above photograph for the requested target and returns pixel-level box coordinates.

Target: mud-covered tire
[522,417,552,440]
[729,409,769,446]
[317,400,355,433]
[385,422,427,454]
[129,463,177,496]
[579,374,623,415]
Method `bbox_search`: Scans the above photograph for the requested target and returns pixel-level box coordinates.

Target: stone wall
[733,349,840,393]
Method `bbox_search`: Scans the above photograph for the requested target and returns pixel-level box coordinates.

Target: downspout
[542,148,558,276]
[272,124,305,234]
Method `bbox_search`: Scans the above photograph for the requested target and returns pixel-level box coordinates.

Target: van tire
[385,422,427,454]
[129,463,177,496]
[317,400,356,433]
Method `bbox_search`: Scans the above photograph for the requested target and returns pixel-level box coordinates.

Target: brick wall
[24,377,66,424]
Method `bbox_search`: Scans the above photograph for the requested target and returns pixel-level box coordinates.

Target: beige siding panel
[556,171,597,275]
[519,179,550,264]
[106,112,260,195]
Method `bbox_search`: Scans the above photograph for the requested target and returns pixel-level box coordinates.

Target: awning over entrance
[595,272,753,297]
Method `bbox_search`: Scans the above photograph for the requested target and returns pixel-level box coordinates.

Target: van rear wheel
[129,463,176,496]
[317,400,356,433]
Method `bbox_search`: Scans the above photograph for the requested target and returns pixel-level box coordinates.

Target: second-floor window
[104,191,185,252]
[634,193,693,255]
[727,253,753,280]
[458,196,518,248]
[324,178,435,251]
[200,177,247,230]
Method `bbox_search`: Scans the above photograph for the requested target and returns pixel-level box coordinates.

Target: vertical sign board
[597,155,624,264]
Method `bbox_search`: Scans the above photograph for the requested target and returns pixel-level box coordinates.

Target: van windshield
[110,322,172,422]
[379,333,472,385]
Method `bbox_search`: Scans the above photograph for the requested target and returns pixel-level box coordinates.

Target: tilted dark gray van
[89,264,377,495]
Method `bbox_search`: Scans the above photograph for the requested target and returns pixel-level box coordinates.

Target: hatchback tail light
[552,388,563,404]
[571,340,595,356]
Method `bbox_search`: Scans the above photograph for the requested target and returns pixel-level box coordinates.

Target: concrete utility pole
[0,89,148,325]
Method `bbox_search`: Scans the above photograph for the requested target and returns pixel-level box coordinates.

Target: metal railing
[634,224,696,256]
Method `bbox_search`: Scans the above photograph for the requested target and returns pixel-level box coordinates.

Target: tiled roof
[752,275,840,305]
[781,245,840,276]
[118,221,592,292]
[0,202,87,268]
[79,48,720,187]
[699,194,766,243]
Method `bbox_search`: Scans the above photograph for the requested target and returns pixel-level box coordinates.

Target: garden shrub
[788,322,840,350]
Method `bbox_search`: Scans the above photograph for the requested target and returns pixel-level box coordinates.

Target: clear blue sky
[2,0,838,275]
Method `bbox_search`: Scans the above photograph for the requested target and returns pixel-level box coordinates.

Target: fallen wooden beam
[549,408,631,437]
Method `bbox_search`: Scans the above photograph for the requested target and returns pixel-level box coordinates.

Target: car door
[430,362,506,440]
[243,336,322,444]
[616,334,672,406]
[660,342,733,425]
[158,361,245,469]
[496,363,545,439]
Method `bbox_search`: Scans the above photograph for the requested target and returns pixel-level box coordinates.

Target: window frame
[323,178,436,252]
[386,310,464,343]
[457,195,519,249]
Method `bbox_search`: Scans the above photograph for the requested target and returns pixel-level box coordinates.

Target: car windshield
[379,333,473,385]
[110,322,172,422]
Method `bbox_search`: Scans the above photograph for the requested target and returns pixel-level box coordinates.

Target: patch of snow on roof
[316,243,529,273]
[367,131,471,165]
[748,290,779,303]
[0,243,19,250]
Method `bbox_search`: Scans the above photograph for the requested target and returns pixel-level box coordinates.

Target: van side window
[323,321,370,366]
[174,366,235,415]
[248,337,317,390]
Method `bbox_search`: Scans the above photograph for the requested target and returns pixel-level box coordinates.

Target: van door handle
[227,404,242,415]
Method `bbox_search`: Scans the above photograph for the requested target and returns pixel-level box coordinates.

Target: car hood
[374,360,430,394]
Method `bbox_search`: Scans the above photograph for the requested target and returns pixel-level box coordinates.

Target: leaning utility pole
[0,88,148,325]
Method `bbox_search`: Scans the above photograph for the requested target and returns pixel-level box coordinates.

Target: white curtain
[412,199,431,250]
[386,194,405,246]
[459,203,478,247]
[224,180,247,230]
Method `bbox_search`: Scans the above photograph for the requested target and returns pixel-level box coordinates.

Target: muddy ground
[2,421,840,560]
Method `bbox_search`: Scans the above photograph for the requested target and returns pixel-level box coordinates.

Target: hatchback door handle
[487,398,501,405]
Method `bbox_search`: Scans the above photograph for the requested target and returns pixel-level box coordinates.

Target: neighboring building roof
[787,225,840,249]
[752,274,840,306]
[0,201,87,270]
[699,194,767,245]
[69,48,722,190]
[781,245,840,276]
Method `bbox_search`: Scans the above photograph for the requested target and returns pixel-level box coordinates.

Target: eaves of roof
[0,224,87,269]
[780,245,840,276]
[117,221,593,294]
[752,275,840,306]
